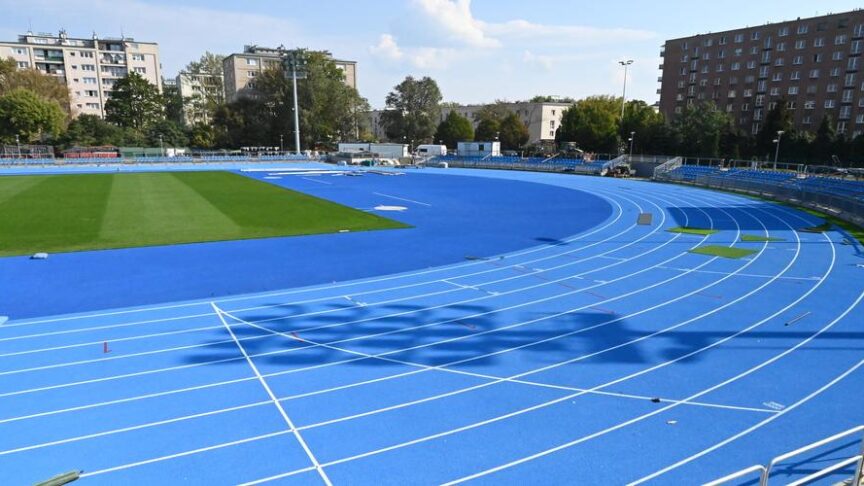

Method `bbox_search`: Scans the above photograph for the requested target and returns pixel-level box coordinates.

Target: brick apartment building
[659,9,864,138]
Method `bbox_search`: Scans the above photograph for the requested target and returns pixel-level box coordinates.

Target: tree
[213,97,272,147]
[1,57,71,118]
[186,122,218,148]
[163,83,185,125]
[812,115,835,164]
[0,88,65,143]
[670,102,730,157]
[105,72,164,129]
[61,114,124,147]
[474,119,500,141]
[181,52,226,124]
[472,101,511,125]
[146,119,188,147]
[556,95,621,153]
[379,76,442,144]
[619,100,665,154]
[498,112,529,150]
[434,110,473,148]
[755,100,795,157]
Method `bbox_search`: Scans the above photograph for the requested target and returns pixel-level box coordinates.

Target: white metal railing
[653,156,683,178]
[705,425,864,486]
[604,154,629,170]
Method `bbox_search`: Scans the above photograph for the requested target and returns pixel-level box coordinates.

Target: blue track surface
[1,165,863,485]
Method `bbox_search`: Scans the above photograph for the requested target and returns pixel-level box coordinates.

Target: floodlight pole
[158,135,164,157]
[291,62,301,155]
[774,130,784,164]
[619,59,634,119]
[15,134,21,158]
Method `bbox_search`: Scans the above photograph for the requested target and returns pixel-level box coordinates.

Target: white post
[292,63,301,155]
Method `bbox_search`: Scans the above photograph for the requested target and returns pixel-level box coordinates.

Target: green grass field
[689,245,757,259]
[0,171,409,256]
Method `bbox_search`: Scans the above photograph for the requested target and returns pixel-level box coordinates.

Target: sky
[1,0,861,108]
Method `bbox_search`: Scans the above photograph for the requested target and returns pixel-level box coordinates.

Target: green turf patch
[740,234,785,242]
[689,245,757,259]
[667,226,719,235]
[798,221,833,233]
[0,171,410,256]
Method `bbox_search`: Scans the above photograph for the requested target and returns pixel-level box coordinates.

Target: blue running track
[0,164,862,485]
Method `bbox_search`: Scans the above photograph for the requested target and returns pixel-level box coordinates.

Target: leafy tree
[619,100,665,154]
[163,83,185,125]
[146,119,188,147]
[213,97,272,147]
[0,88,65,143]
[670,102,730,157]
[186,122,218,149]
[379,76,442,144]
[474,118,500,141]
[755,100,795,157]
[472,101,511,125]
[105,72,164,129]
[556,95,621,153]
[61,114,124,147]
[181,52,226,124]
[434,110,474,148]
[1,57,71,118]
[812,115,835,164]
[498,112,529,150]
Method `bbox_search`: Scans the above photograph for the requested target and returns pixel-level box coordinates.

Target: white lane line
[629,358,864,485]
[212,303,332,486]
[78,430,295,479]
[659,266,821,281]
[372,192,432,207]
[301,177,332,185]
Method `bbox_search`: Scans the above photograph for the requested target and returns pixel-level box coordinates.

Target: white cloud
[370,34,404,61]
[522,50,554,72]
[488,20,656,46]
[409,0,499,48]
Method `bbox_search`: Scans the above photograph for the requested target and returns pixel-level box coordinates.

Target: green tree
[105,72,164,129]
[556,95,621,153]
[670,102,730,157]
[812,115,836,163]
[434,110,474,148]
[619,100,665,154]
[61,114,124,147]
[181,52,226,123]
[186,122,218,148]
[146,119,188,147]
[755,100,795,157]
[163,83,185,125]
[379,76,442,144]
[474,118,500,141]
[213,97,272,147]
[0,88,65,143]
[472,101,511,125]
[0,57,71,118]
[498,112,529,150]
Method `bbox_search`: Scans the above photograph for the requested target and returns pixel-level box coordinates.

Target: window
[81,64,95,71]
[852,40,863,55]
[734,33,744,43]
[14,47,26,55]
[837,121,847,134]
[774,58,784,66]
[728,90,736,98]
[79,51,94,58]
[832,51,843,61]
[772,72,783,81]
[83,77,96,84]
[133,67,146,74]
[857,114,864,124]
[743,88,753,97]
[753,108,763,120]
[810,69,820,79]
[735,48,743,56]
[726,103,734,112]
[795,39,806,50]
[788,86,799,95]
[768,101,777,111]
[777,42,786,52]
[804,100,815,110]
[814,53,823,63]
[745,75,755,83]
[791,71,801,80]
[846,73,857,87]
[131,54,145,61]
[797,24,809,34]
[750,46,759,55]
[755,95,765,106]
[549,120,555,128]
[732,62,741,70]
[827,83,838,93]
[247,71,257,77]
[741,103,750,111]
[835,35,848,45]
[842,90,854,103]
[246,58,258,66]
[849,58,860,71]
[757,80,767,92]
[769,87,779,96]
[825,99,836,108]
[778,26,789,37]
[704,38,713,47]
[761,51,771,63]
[716,63,724,72]
[719,36,727,45]
[751,31,761,40]
[747,60,757,69]
[85,90,97,97]
[855,24,864,37]
[787,101,796,109]
[803,116,812,125]
[831,67,841,77]
[814,37,825,47]
[759,66,769,78]
[16,61,28,68]
[806,85,818,94]
[85,103,100,109]
[718,49,726,59]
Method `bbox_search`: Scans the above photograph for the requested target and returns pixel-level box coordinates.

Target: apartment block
[367,101,572,144]
[658,10,864,138]
[176,72,224,124]
[0,30,162,118]
[223,45,357,102]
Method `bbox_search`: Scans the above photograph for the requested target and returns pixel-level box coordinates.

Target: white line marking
[212,303,331,485]
[372,192,431,206]
[659,266,820,281]
[301,177,332,185]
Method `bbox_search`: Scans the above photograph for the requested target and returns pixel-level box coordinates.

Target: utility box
[457,141,500,157]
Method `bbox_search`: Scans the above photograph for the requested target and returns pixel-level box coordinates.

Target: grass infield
[740,234,786,242]
[689,245,757,259]
[0,171,409,256]
[667,226,719,236]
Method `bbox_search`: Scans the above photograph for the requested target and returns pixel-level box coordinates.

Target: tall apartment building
[0,30,162,118]
[176,72,224,124]
[367,101,572,144]
[223,45,357,102]
[658,10,864,138]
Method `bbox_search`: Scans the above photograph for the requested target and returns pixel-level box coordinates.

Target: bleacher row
[664,165,864,201]
[429,155,610,175]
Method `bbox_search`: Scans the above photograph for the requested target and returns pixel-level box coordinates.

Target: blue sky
[1,0,861,108]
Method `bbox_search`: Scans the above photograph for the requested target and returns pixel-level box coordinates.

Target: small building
[416,144,447,156]
[337,143,408,159]
[458,141,500,157]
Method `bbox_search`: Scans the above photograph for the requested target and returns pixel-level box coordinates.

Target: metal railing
[653,156,683,178]
[706,425,864,486]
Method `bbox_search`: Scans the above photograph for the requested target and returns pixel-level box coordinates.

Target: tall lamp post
[280,134,284,153]
[619,59,634,119]
[280,46,307,155]
[15,134,21,159]
[158,135,164,157]
[628,131,636,160]
[773,130,785,165]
